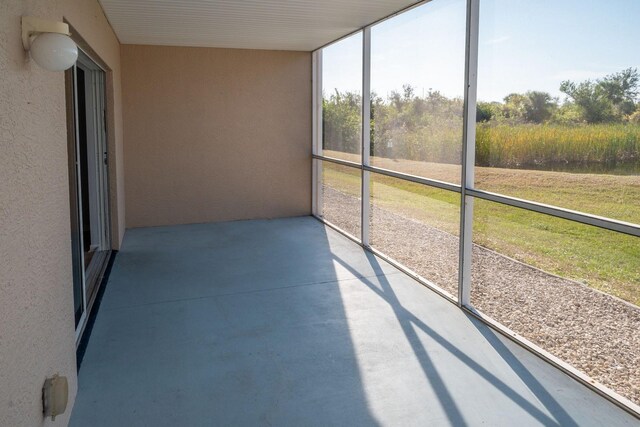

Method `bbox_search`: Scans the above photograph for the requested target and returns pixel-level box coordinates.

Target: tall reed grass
[476,123,640,168]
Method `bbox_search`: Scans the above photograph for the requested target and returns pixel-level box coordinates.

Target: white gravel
[322,185,640,407]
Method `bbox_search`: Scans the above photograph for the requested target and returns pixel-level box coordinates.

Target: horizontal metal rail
[364,165,461,193]
[467,188,640,238]
[462,305,640,419]
[312,214,362,246]
[314,214,458,304]
[312,154,362,170]
[313,155,640,237]
[313,154,462,193]
[366,245,458,304]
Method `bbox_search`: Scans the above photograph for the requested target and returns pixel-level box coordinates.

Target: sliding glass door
[68,50,111,339]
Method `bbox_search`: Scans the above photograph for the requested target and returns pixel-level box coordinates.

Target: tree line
[322,68,640,161]
[323,85,464,160]
[478,68,640,125]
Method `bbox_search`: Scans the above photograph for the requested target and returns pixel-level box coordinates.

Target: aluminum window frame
[311,0,640,417]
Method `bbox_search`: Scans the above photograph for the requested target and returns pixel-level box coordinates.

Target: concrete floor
[70,216,637,426]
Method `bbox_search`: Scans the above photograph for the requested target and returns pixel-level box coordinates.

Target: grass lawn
[321,159,640,305]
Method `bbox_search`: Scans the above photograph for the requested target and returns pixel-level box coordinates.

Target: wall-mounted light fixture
[22,16,78,71]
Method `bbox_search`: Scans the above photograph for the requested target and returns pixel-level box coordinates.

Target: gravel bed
[322,185,640,406]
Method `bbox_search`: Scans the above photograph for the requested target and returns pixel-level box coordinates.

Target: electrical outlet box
[43,374,68,421]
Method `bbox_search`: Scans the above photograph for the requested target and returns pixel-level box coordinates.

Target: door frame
[65,47,112,345]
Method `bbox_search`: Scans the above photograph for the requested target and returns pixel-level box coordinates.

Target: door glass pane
[370,173,460,298]
[370,0,466,184]
[321,32,363,162]
[476,0,640,225]
[471,198,640,406]
[73,65,87,325]
[76,66,94,268]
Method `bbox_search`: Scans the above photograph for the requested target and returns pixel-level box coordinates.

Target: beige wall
[0,1,123,426]
[122,45,311,228]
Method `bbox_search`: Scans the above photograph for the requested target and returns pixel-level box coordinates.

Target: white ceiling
[99,0,420,51]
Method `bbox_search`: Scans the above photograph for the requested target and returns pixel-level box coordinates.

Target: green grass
[323,162,640,305]
[475,167,640,226]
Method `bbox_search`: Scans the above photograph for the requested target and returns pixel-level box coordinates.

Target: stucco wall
[121,45,311,228]
[0,1,123,426]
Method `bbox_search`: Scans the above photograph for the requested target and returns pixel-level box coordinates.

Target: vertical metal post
[312,50,324,217]
[361,28,372,246]
[458,0,479,306]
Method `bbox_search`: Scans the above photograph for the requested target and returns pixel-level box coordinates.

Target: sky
[321,0,640,103]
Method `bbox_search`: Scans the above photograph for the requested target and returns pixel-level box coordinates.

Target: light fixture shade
[30,32,78,71]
